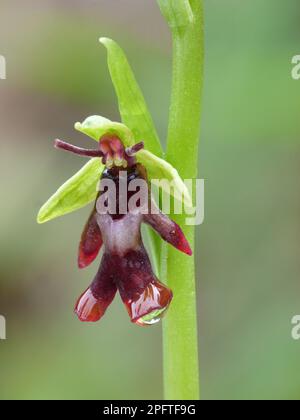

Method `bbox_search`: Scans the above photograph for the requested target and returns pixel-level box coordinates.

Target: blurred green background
[0,0,300,400]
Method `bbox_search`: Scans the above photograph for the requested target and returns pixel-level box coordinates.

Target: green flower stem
[157,0,204,400]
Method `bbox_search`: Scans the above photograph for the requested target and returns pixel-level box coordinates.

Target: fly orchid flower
[37,37,193,327]
[38,116,192,326]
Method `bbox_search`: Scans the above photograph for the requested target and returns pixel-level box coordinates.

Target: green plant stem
[157,0,204,400]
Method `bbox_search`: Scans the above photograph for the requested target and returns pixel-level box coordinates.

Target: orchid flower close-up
[1,0,297,403]
[38,116,192,326]
[36,0,203,399]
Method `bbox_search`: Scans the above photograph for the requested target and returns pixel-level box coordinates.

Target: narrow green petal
[99,37,163,157]
[75,115,135,146]
[37,158,104,224]
[137,150,192,208]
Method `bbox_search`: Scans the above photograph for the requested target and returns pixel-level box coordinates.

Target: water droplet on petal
[135,307,169,326]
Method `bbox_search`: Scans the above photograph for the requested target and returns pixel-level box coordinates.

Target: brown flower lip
[55,136,192,326]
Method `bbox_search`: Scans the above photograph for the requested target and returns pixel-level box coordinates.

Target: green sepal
[99,38,163,157]
[37,158,104,224]
[137,149,192,208]
[75,115,135,145]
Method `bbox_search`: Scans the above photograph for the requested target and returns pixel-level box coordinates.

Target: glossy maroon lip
[75,250,173,325]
